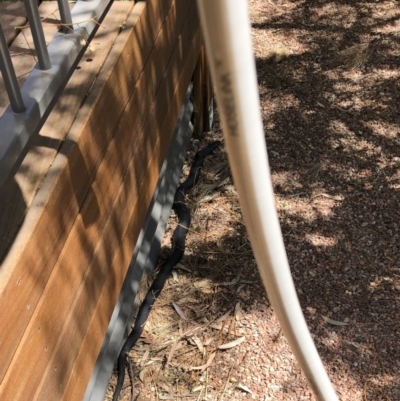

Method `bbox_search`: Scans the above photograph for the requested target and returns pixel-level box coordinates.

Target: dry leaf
[322,315,349,326]
[218,336,245,349]
[192,385,204,392]
[143,321,152,332]
[174,263,191,273]
[145,359,161,365]
[236,384,253,394]
[192,335,205,354]
[235,302,243,321]
[140,349,150,367]
[311,193,344,201]
[139,370,145,382]
[172,302,187,320]
[217,277,240,286]
[166,340,181,366]
[190,352,216,371]
[215,310,231,323]
[172,270,178,282]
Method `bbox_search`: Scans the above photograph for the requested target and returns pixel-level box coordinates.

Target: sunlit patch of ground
[106,0,400,400]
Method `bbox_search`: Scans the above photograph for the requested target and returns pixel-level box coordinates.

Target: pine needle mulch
[105,0,400,399]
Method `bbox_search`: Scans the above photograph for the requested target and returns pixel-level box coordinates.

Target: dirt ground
[106,0,400,400]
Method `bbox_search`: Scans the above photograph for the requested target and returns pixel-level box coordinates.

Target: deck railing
[0,0,114,185]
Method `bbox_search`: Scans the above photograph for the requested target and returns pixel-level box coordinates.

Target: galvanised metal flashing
[82,84,194,401]
[0,0,113,186]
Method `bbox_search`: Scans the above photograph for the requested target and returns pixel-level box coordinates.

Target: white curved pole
[195,1,338,400]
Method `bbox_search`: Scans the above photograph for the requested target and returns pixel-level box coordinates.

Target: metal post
[57,0,73,33]
[0,24,25,113]
[23,0,51,70]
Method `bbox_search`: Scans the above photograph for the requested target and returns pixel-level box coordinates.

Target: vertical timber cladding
[0,2,202,401]
[0,0,168,388]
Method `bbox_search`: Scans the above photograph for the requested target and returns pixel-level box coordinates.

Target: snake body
[112,141,220,401]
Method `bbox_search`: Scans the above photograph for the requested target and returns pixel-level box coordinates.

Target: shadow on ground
[109,1,400,400]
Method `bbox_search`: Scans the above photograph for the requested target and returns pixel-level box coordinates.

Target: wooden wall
[0,1,205,400]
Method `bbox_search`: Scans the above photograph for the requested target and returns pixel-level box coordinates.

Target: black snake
[112,141,220,401]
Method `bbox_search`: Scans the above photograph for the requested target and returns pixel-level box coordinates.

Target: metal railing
[0,0,114,185]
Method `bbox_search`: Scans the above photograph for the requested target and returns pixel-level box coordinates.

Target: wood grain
[59,9,202,401]
[0,1,201,400]
[0,0,170,385]
[35,4,201,401]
